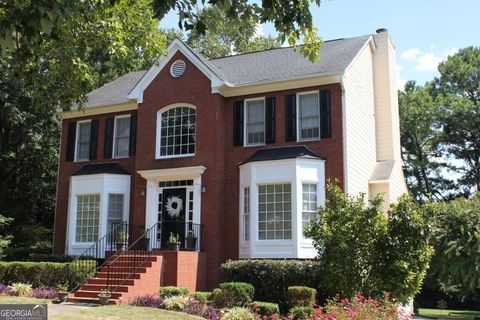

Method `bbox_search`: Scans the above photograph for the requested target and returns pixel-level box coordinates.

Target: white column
[145,180,158,229]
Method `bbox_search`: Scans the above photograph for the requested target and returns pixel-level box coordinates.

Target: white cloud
[401,48,421,61]
[396,64,407,91]
[253,23,264,39]
[415,52,441,71]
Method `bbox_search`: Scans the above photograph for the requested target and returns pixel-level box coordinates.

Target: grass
[418,308,480,319]
[0,296,202,320]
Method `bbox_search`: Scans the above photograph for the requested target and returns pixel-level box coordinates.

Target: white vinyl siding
[258,183,292,240]
[76,194,100,242]
[76,121,91,161]
[114,116,130,158]
[245,99,265,145]
[298,92,320,140]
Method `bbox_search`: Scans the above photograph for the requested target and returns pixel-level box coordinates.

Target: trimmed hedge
[251,301,279,316]
[221,259,322,307]
[0,261,93,289]
[192,291,212,303]
[286,286,317,308]
[289,306,317,320]
[159,286,189,298]
[213,282,255,308]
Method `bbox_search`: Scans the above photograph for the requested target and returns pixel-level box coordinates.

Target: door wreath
[165,196,183,218]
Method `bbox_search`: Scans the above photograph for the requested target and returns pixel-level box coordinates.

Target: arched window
[157,105,196,158]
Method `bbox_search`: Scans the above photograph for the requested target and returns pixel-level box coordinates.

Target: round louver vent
[170,60,186,78]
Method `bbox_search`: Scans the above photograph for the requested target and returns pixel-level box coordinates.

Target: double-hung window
[258,183,292,240]
[114,116,131,158]
[76,194,100,242]
[76,121,91,161]
[301,183,318,238]
[158,106,196,158]
[298,92,320,140]
[107,194,124,235]
[243,187,250,241]
[245,99,265,145]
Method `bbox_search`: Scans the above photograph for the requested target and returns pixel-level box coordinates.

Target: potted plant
[116,231,128,251]
[186,230,197,250]
[98,288,111,305]
[167,232,181,251]
[56,283,69,302]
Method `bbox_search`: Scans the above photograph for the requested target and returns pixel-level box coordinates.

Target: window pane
[159,107,195,157]
[76,122,91,161]
[258,183,292,240]
[299,93,320,139]
[114,117,130,157]
[302,183,318,238]
[76,194,100,242]
[243,187,250,241]
[246,100,265,145]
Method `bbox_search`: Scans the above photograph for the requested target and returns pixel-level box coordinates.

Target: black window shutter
[285,94,297,141]
[66,122,77,162]
[89,119,99,160]
[320,90,332,138]
[265,97,276,144]
[233,101,244,146]
[129,114,137,156]
[104,117,114,158]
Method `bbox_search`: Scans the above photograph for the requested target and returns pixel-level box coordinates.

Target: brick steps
[67,251,163,305]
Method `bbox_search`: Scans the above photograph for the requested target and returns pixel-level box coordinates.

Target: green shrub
[192,291,211,303]
[213,282,254,308]
[286,286,316,308]
[11,283,32,296]
[221,259,321,307]
[251,301,279,316]
[159,286,189,298]
[222,307,255,320]
[289,306,316,320]
[162,295,188,310]
[0,261,93,289]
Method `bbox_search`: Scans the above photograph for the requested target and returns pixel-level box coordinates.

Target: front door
[161,188,187,248]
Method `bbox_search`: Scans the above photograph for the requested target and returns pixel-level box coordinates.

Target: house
[53,28,407,302]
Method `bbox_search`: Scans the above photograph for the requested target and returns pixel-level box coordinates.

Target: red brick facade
[54,51,344,290]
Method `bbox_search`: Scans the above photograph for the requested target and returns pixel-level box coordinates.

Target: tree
[304,183,432,303]
[435,47,480,192]
[1,0,323,61]
[0,0,166,257]
[186,6,280,59]
[399,81,456,201]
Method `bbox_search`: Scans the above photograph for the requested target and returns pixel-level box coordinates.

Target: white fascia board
[127,39,226,103]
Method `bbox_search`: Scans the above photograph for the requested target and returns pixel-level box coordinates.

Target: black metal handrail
[68,221,138,292]
[105,221,203,292]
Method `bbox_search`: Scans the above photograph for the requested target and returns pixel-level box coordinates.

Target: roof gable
[127,39,226,103]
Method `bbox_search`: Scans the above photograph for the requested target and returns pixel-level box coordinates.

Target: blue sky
[160,0,479,89]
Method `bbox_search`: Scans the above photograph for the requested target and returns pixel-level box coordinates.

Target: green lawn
[0,296,201,320]
[418,308,480,319]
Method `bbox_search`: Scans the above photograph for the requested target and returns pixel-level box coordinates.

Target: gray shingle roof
[85,70,146,108]
[210,35,371,85]
[241,145,326,165]
[84,35,371,108]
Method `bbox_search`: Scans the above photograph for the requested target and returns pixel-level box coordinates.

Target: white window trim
[74,119,92,162]
[244,97,266,147]
[112,114,131,159]
[156,103,196,159]
[240,186,250,244]
[256,182,293,242]
[296,90,321,142]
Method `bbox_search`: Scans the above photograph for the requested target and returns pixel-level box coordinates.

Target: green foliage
[221,307,255,320]
[192,291,211,304]
[429,195,480,299]
[289,306,317,320]
[286,286,316,309]
[213,282,254,308]
[159,286,189,298]
[162,295,189,311]
[0,261,93,289]
[10,282,33,296]
[304,183,432,303]
[399,81,455,201]
[251,301,280,316]
[434,46,480,192]
[186,6,280,59]
[0,215,12,258]
[221,259,321,307]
